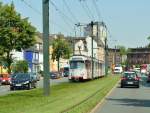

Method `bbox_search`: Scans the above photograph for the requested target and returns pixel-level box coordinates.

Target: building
[127,48,150,65]
[84,21,107,75]
[11,33,43,73]
[69,21,108,75]
[108,48,122,68]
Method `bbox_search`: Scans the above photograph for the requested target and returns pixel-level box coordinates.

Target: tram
[69,55,104,81]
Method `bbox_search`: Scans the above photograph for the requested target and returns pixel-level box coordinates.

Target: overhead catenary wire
[84,0,95,20]
[21,0,41,15]
[50,0,75,25]
[63,0,79,23]
[79,0,93,20]
[92,0,102,21]
[20,0,71,34]
[50,0,74,32]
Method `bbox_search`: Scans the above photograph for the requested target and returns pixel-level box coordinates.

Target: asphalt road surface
[95,74,150,113]
[0,77,69,96]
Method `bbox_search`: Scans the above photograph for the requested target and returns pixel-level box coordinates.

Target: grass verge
[0,75,119,113]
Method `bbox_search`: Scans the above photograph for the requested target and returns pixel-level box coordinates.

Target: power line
[63,0,79,23]
[93,0,102,20]
[79,0,93,20]
[20,0,71,34]
[50,0,75,25]
[21,0,41,15]
[84,0,95,20]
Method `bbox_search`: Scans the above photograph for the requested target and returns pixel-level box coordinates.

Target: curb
[90,79,120,113]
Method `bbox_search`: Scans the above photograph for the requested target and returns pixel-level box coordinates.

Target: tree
[0,2,36,73]
[146,36,150,47]
[51,34,72,71]
[12,60,28,73]
[117,45,127,56]
[116,45,128,65]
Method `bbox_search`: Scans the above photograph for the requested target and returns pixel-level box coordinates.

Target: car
[0,74,11,85]
[114,66,123,74]
[63,67,69,77]
[10,73,37,90]
[147,75,150,82]
[134,68,141,73]
[50,72,61,79]
[121,71,140,88]
[0,75,2,86]
[29,72,40,81]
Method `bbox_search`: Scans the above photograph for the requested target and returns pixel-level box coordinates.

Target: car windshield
[123,72,136,78]
[64,67,69,71]
[70,61,85,69]
[13,73,30,79]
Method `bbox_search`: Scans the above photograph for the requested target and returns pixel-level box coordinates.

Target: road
[94,75,150,113]
[0,77,69,96]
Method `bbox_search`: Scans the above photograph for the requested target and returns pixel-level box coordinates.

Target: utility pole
[114,45,116,66]
[105,38,108,75]
[91,21,94,79]
[73,25,77,54]
[42,0,50,96]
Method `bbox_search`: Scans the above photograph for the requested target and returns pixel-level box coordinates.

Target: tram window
[70,61,85,69]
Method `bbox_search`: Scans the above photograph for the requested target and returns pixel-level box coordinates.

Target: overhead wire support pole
[91,21,94,79]
[105,38,108,76]
[42,0,50,96]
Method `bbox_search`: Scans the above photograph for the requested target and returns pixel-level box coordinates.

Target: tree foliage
[51,34,72,71]
[0,2,36,73]
[12,60,28,73]
[117,45,127,55]
[146,36,150,47]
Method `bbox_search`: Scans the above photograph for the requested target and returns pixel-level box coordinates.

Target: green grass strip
[0,75,119,113]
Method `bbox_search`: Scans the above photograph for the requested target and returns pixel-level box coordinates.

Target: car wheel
[10,86,14,91]
[137,85,139,88]
[34,82,37,88]
[121,85,124,88]
[27,83,31,90]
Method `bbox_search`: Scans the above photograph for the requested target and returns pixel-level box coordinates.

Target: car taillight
[121,77,126,80]
[135,77,139,80]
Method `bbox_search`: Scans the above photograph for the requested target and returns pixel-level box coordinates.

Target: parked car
[0,75,2,86]
[121,71,140,88]
[0,74,11,85]
[10,73,37,90]
[63,67,69,77]
[50,72,61,79]
[29,72,40,81]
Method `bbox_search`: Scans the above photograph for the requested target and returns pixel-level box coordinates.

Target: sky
[1,0,150,48]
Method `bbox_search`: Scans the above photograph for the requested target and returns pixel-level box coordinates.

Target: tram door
[85,60,91,79]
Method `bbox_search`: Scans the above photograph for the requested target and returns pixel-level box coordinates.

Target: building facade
[127,48,150,65]
[108,48,122,68]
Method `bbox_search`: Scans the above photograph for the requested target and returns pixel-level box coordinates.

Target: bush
[12,60,28,73]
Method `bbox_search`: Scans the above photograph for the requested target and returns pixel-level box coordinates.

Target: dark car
[50,72,61,79]
[63,67,69,77]
[10,73,37,90]
[29,72,40,81]
[147,75,150,82]
[121,71,140,88]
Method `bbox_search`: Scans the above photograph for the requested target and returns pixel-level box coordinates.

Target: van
[114,66,123,74]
